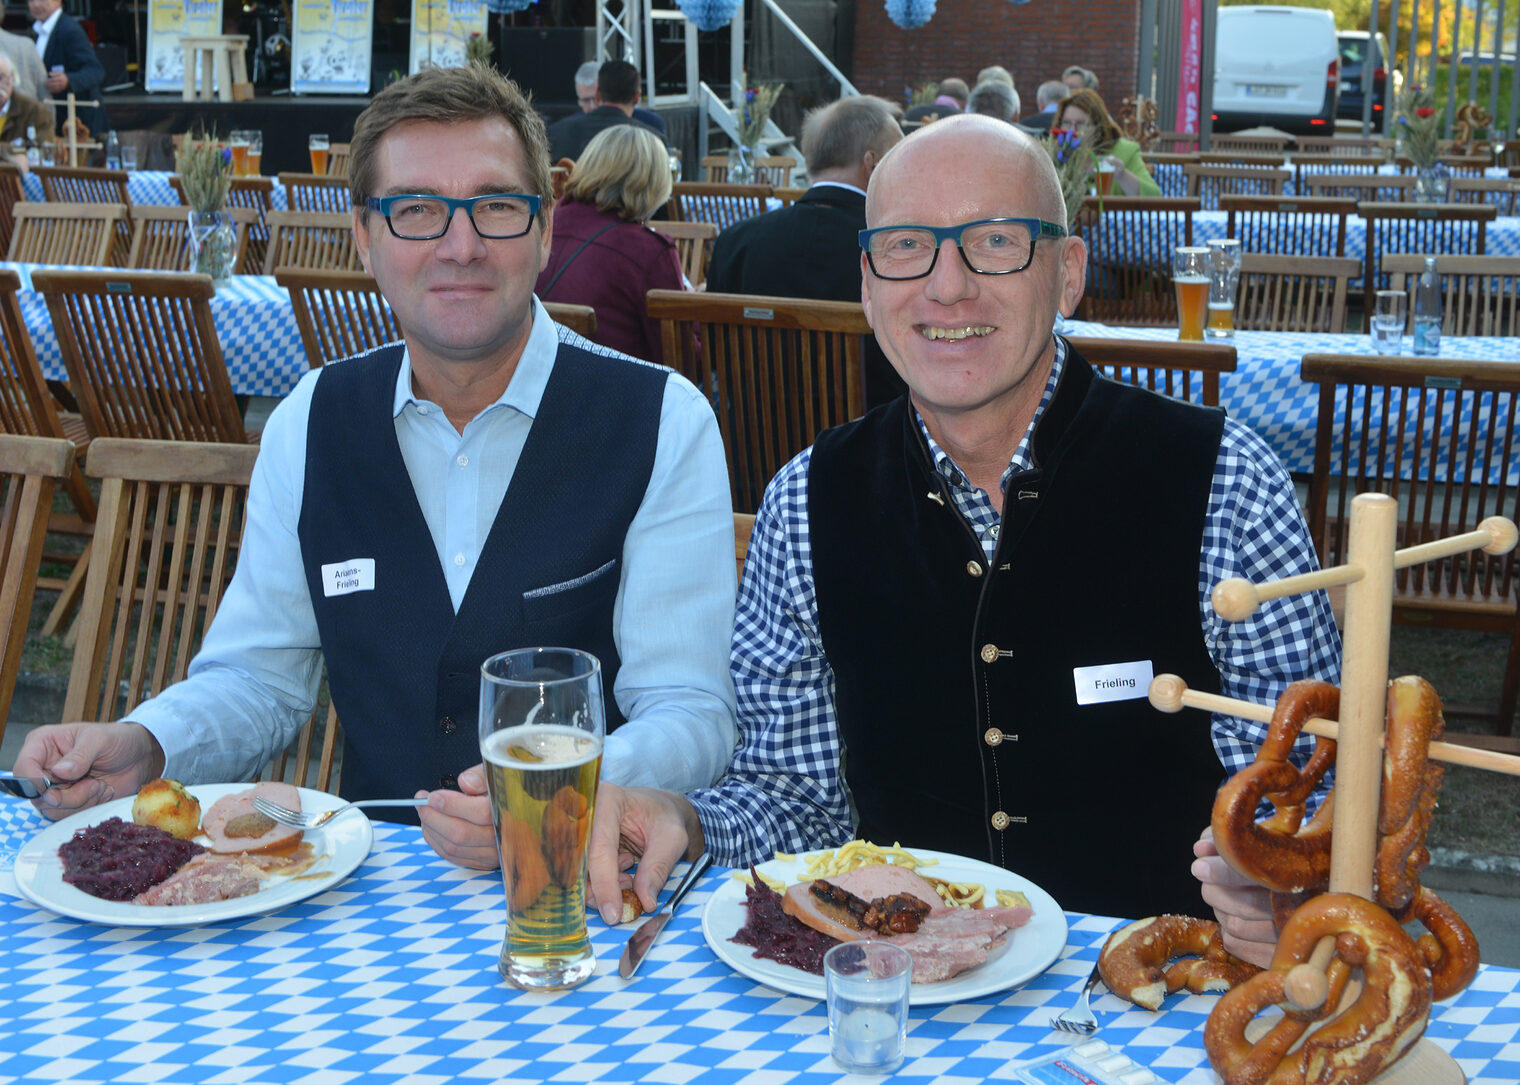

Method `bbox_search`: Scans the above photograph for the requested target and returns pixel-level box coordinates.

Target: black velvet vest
[298,342,666,808]
[809,348,1227,917]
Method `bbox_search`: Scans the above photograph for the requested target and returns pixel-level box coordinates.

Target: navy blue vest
[809,348,1227,917]
[298,341,667,807]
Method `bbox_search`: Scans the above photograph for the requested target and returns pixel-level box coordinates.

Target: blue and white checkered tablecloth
[3,261,310,398]
[0,799,1516,1085]
[21,171,292,211]
[1062,321,1520,476]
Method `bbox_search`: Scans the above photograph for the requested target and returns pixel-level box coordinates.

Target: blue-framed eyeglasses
[365,193,543,241]
[858,217,1067,280]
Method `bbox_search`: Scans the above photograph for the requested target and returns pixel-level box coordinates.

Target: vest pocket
[522,558,620,628]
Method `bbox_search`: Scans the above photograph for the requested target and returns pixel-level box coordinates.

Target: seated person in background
[1020,79,1068,133]
[1063,64,1099,92]
[584,115,1339,959]
[903,76,969,125]
[1058,87,1161,196]
[573,59,666,137]
[966,80,1021,125]
[536,124,686,367]
[0,53,51,162]
[0,27,47,101]
[547,59,666,163]
[976,64,1015,88]
[705,94,905,407]
[16,63,737,872]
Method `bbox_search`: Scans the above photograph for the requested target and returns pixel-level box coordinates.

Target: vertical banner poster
[292,0,374,94]
[145,0,225,94]
[1175,0,1202,133]
[408,0,487,75]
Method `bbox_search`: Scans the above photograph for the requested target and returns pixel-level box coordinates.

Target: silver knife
[618,852,714,979]
[0,774,53,799]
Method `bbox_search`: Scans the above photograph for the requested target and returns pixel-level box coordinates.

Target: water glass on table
[479,647,605,991]
[309,133,330,175]
[1371,289,1406,355]
[825,941,912,1073]
[1205,238,1242,340]
[120,145,136,171]
[1172,246,1211,342]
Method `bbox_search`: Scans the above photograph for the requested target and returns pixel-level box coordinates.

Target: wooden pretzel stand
[1151,492,1520,1084]
[41,95,102,167]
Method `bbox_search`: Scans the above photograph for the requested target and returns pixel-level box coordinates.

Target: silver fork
[1049,961,1103,1034]
[252,795,427,829]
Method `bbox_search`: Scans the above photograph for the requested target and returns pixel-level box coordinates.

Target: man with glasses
[16,64,737,873]
[0,53,50,153]
[586,115,1337,947]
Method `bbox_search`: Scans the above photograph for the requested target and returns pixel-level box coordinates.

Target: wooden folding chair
[734,511,755,584]
[32,270,253,443]
[171,174,276,274]
[7,202,128,266]
[646,289,869,513]
[1064,336,1236,406]
[1221,195,1355,258]
[274,268,399,369]
[1383,255,1520,337]
[126,204,258,271]
[701,154,796,186]
[1155,131,1201,153]
[1357,201,1496,311]
[1074,196,1199,326]
[1293,135,1391,156]
[0,163,24,261]
[1182,163,1290,210]
[1304,172,1415,202]
[669,182,773,232]
[1197,151,1287,170]
[653,220,717,287]
[263,210,363,275]
[1140,151,1198,197]
[0,434,74,736]
[1234,253,1360,333]
[277,172,353,214]
[33,165,131,205]
[1210,133,1291,155]
[1300,353,1520,742]
[1447,176,1520,214]
[1290,153,1384,196]
[543,302,597,338]
[325,142,351,178]
[1396,154,1493,178]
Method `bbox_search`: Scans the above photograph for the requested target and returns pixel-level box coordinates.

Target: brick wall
[849,0,1142,119]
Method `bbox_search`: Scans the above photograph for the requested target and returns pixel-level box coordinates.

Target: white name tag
[321,558,375,597]
[1073,660,1154,706]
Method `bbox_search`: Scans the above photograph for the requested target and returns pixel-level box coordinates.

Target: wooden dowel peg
[1147,674,1520,778]
[1283,939,1338,1012]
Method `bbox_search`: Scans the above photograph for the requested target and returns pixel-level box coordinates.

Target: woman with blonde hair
[1056,87,1161,197]
[535,124,686,364]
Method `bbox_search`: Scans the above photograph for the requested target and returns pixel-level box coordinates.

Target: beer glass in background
[479,647,605,990]
[1371,290,1406,354]
[1173,246,1211,342]
[229,131,250,176]
[246,131,263,175]
[1095,159,1117,195]
[1206,238,1242,340]
[309,134,331,175]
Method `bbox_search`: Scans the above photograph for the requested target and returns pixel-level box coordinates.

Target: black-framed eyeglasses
[858,217,1067,280]
[365,193,542,241]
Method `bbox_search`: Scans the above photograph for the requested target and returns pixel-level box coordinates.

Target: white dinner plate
[702,847,1068,1005]
[13,784,373,927]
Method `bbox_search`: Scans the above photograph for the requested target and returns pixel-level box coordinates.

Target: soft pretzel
[1374,676,1445,911]
[1212,680,1339,894]
[1394,885,1480,1000]
[1204,892,1432,1085]
[1098,915,1261,1010]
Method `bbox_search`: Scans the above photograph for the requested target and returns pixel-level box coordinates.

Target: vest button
[980,643,999,663]
[966,560,984,577]
[439,773,457,789]
[984,727,1004,747]
[439,715,457,734]
[991,810,1010,831]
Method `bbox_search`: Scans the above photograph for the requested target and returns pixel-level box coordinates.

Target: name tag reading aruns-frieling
[1072,660,1155,706]
[322,558,375,597]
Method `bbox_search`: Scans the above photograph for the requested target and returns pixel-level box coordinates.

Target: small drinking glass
[38,140,54,167]
[825,941,913,1074]
[1206,238,1242,340]
[120,145,136,171]
[1371,289,1406,355]
[1173,246,1211,342]
[309,133,331,175]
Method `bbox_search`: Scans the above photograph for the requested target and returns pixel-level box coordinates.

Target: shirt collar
[391,294,560,422]
[919,335,1066,495]
[807,180,867,198]
[34,10,60,35]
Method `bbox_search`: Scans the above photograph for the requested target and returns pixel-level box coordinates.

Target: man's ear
[352,206,373,276]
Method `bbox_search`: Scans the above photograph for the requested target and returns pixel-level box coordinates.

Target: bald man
[587,116,1339,945]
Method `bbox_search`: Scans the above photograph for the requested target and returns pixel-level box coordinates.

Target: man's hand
[1193,826,1277,968]
[44,71,68,94]
[15,722,165,819]
[586,783,703,926]
[418,763,499,869]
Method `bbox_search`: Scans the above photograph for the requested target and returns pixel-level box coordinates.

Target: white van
[1213,6,1341,133]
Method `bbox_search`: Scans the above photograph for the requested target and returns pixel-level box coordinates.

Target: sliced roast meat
[200,781,304,854]
[888,904,1035,983]
[782,864,944,942]
[132,853,265,905]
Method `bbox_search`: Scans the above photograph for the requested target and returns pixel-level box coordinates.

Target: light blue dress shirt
[131,301,739,793]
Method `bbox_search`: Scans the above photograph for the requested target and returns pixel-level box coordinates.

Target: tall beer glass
[479,647,605,990]
[1172,246,1211,342]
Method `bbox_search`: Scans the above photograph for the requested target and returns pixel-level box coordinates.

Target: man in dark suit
[547,59,662,162]
[1020,80,1068,133]
[706,95,906,407]
[28,0,105,136]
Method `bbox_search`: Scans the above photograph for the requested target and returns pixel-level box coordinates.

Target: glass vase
[727,144,758,183]
[188,210,237,287]
[1414,162,1450,203]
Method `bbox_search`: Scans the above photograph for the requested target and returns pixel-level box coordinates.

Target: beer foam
[482,726,601,769]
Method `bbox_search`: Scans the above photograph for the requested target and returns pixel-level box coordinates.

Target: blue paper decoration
[884,0,936,28]
[483,0,535,12]
[679,0,742,32]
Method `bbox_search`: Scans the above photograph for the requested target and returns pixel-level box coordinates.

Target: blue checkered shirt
[687,338,1343,867]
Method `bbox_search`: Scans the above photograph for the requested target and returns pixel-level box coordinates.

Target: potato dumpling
[131,778,202,841]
